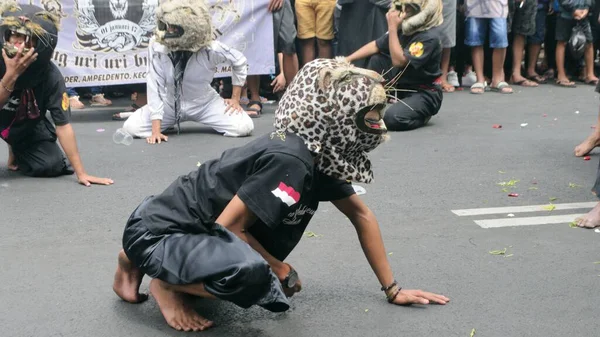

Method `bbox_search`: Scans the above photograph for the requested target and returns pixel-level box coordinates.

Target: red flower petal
[508,193,519,197]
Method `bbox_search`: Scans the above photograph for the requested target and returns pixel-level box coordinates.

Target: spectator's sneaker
[69,96,85,109]
[461,71,477,87]
[90,93,113,106]
[447,71,460,87]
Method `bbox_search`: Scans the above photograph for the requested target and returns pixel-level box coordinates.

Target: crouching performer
[0,3,112,186]
[122,0,254,144]
[112,58,449,332]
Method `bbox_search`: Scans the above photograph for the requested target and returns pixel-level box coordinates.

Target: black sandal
[246,100,262,118]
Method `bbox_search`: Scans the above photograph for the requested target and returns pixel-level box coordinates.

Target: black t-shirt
[141,132,356,261]
[0,63,70,146]
[375,26,443,88]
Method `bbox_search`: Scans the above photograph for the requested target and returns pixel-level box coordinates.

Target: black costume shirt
[142,132,356,261]
[375,26,443,88]
[0,64,70,147]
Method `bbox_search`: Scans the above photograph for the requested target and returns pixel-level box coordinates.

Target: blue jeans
[66,87,102,97]
[465,17,509,48]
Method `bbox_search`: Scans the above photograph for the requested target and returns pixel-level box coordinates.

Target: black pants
[367,54,443,131]
[123,197,290,312]
[12,140,73,177]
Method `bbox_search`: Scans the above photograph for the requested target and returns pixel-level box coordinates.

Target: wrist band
[1,80,13,93]
[387,286,402,303]
[381,280,397,292]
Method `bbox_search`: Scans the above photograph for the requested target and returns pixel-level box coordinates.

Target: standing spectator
[464,0,513,94]
[67,86,112,110]
[295,0,336,66]
[440,0,458,92]
[508,0,539,87]
[525,0,551,83]
[554,0,597,87]
[336,0,390,68]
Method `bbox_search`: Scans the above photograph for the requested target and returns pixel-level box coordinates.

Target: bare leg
[511,35,537,86]
[584,43,599,83]
[7,145,18,171]
[471,46,485,93]
[282,53,299,84]
[149,279,214,332]
[300,38,316,67]
[246,75,261,117]
[440,48,455,92]
[555,41,574,85]
[575,202,600,228]
[317,38,333,59]
[491,47,512,92]
[526,43,544,80]
[575,106,600,156]
[113,249,148,303]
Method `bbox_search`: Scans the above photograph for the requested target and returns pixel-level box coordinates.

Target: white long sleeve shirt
[146,38,248,121]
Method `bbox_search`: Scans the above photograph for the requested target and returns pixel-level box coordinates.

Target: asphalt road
[1,85,599,337]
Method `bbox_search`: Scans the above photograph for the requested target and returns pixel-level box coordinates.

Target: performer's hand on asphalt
[386,8,405,29]
[2,45,38,78]
[271,73,286,93]
[77,173,114,187]
[277,263,302,298]
[224,99,244,115]
[268,0,283,12]
[390,289,449,306]
[146,132,168,144]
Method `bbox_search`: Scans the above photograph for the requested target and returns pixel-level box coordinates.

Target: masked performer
[112,58,449,332]
[0,3,112,186]
[346,0,444,131]
[121,0,254,144]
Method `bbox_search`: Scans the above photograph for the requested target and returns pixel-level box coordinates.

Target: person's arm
[147,41,167,141]
[332,194,450,305]
[0,46,38,109]
[215,195,290,279]
[209,40,248,112]
[345,41,379,63]
[386,9,409,67]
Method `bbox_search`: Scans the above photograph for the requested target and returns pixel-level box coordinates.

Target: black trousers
[367,54,444,131]
[123,197,290,312]
[12,140,73,177]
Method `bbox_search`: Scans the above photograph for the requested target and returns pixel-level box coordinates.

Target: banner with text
[22,0,274,87]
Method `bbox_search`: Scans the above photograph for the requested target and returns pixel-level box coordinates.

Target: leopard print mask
[273,58,389,184]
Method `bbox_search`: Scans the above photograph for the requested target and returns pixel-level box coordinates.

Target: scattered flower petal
[554,118,558,121]
[595,228,600,233]
[304,231,323,238]
[543,204,556,211]
[520,123,528,127]
[498,170,506,174]
[470,328,476,337]
[549,197,557,201]
[584,156,591,161]
[196,161,202,167]
[569,183,582,188]
[542,114,547,117]
[508,193,519,197]
[352,185,367,195]
[492,124,502,129]
[504,254,514,258]
[528,187,538,190]
[489,248,508,255]
[507,213,515,217]
[365,309,369,312]
[388,252,393,255]
[96,128,105,132]
[569,221,579,228]
[575,111,580,114]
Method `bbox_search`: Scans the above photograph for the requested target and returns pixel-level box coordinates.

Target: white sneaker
[461,71,477,87]
[447,71,460,87]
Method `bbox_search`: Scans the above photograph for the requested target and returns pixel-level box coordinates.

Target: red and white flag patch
[271,182,300,207]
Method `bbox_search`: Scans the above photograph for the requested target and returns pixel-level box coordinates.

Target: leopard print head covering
[273,58,389,184]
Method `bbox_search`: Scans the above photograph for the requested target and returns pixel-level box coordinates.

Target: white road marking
[474,214,585,229]
[451,202,596,217]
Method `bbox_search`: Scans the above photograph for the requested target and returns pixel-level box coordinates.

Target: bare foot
[149,279,214,332]
[441,81,455,93]
[113,250,148,303]
[574,132,600,157]
[7,153,18,171]
[575,203,600,228]
[7,163,18,171]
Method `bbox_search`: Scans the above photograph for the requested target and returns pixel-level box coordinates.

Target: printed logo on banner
[73,0,158,52]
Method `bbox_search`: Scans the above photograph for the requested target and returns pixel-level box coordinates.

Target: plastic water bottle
[113,128,133,146]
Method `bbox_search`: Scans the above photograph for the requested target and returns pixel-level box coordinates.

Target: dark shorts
[556,16,593,42]
[528,5,547,44]
[122,197,290,312]
[508,0,537,36]
[273,0,297,54]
